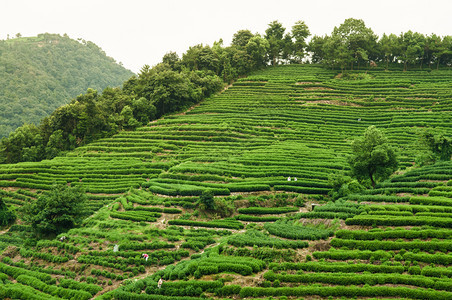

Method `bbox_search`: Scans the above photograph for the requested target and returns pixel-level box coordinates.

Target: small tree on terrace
[21,184,88,238]
[0,197,16,227]
[348,126,398,188]
[420,129,452,163]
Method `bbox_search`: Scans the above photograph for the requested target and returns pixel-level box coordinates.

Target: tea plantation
[0,64,451,299]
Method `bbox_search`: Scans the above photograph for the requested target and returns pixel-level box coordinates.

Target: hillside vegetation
[0,33,134,138]
[2,18,451,165]
[0,64,451,299]
[0,18,452,300]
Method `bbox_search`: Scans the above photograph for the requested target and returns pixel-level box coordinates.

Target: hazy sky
[2,0,451,73]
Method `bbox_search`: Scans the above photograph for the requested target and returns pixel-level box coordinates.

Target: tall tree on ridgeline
[291,20,311,63]
[432,35,452,70]
[265,20,286,65]
[378,33,399,69]
[331,18,378,70]
[398,31,425,71]
[246,35,270,69]
[307,35,328,64]
[232,29,254,48]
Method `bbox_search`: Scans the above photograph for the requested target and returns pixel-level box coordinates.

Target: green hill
[0,65,451,299]
[0,33,134,138]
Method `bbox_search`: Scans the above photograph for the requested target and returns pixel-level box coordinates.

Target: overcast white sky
[2,0,451,73]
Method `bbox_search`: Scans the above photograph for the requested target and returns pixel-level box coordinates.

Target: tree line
[1,18,451,164]
[308,18,452,71]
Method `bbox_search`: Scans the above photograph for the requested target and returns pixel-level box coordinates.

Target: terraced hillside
[0,64,451,299]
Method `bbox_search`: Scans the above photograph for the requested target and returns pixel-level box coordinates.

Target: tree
[378,33,399,69]
[265,20,286,65]
[432,35,452,70]
[199,189,215,210]
[307,35,328,63]
[0,197,16,227]
[21,184,88,237]
[420,130,452,162]
[246,35,270,69]
[232,30,254,48]
[348,126,398,188]
[398,31,425,71]
[0,123,43,163]
[291,20,311,62]
[162,51,181,71]
[331,18,377,70]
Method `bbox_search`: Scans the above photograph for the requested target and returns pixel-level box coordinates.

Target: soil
[301,100,362,107]
[303,87,334,91]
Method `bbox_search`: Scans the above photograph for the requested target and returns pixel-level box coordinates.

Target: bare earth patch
[295,82,321,85]
[303,87,334,91]
[301,100,362,107]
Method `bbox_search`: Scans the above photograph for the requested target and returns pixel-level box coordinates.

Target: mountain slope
[0,64,451,299]
[0,33,134,138]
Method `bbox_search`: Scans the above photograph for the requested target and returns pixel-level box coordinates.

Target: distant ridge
[0,33,134,137]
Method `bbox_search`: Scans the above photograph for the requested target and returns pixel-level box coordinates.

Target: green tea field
[1,64,451,299]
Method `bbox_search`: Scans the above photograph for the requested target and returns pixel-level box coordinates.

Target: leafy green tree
[307,35,328,63]
[45,129,66,159]
[0,197,16,227]
[398,31,425,71]
[0,123,43,163]
[432,35,452,70]
[132,97,156,124]
[120,105,140,129]
[21,184,88,237]
[331,18,377,70]
[232,30,254,48]
[162,51,181,71]
[246,35,270,69]
[291,20,311,62]
[420,130,452,162]
[378,33,399,69]
[265,20,286,65]
[200,189,215,210]
[328,173,365,200]
[323,34,352,72]
[149,69,200,116]
[348,126,398,188]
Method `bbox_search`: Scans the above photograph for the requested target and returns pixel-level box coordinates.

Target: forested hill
[0,33,134,138]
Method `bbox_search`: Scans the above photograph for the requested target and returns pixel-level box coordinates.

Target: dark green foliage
[199,189,214,210]
[21,184,88,237]
[420,129,452,163]
[348,125,398,187]
[0,33,134,139]
[329,173,365,199]
[309,19,452,71]
[0,197,16,226]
